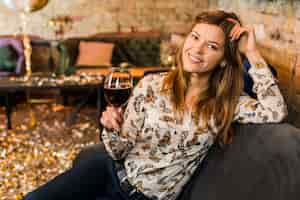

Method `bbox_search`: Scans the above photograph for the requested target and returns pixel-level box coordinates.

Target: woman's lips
[188,52,203,64]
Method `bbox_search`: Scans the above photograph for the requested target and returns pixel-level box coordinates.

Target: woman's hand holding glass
[100,67,133,132]
[100,106,124,131]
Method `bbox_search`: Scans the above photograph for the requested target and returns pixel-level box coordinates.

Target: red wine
[104,87,132,107]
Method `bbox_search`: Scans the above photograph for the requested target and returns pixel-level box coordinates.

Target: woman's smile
[187,52,204,64]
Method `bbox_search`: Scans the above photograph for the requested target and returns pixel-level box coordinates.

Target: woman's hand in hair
[227,18,259,56]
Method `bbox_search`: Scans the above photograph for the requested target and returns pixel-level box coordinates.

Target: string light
[20,11,32,77]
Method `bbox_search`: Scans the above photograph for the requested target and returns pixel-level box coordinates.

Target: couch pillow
[31,44,57,73]
[0,38,24,75]
[0,46,18,72]
[76,41,114,67]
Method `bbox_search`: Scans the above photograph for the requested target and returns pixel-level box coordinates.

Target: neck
[185,72,211,110]
[187,72,210,95]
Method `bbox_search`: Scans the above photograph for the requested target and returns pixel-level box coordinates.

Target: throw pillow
[0,46,18,72]
[76,41,114,67]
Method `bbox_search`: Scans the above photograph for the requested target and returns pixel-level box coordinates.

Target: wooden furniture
[0,75,103,129]
[76,66,169,78]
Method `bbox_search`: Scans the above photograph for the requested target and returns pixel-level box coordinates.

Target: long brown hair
[162,10,244,145]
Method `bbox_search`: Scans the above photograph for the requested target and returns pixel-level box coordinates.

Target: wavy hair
[162,10,244,145]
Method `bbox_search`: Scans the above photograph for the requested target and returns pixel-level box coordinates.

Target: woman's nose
[194,40,206,53]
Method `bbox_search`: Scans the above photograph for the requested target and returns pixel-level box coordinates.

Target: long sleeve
[101,77,147,160]
[234,58,288,123]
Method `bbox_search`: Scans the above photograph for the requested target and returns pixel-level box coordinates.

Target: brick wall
[0,0,209,39]
[212,0,300,125]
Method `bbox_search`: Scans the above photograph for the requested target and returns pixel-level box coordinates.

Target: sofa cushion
[0,46,18,72]
[76,41,114,67]
[179,123,300,200]
[0,37,24,76]
[30,44,56,73]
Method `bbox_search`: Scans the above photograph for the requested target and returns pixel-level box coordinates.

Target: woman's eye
[191,33,198,40]
[207,44,217,50]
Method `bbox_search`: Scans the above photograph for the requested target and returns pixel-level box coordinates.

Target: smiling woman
[22,10,287,200]
[162,11,246,145]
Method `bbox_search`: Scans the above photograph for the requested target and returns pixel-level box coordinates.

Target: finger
[113,112,123,124]
[107,106,116,112]
[227,18,241,39]
[102,110,118,130]
[101,111,110,124]
[110,106,119,113]
[230,24,240,38]
[105,107,118,121]
[233,28,247,40]
[117,107,125,120]
[235,29,248,40]
[231,26,244,41]
[231,28,241,40]
[109,107,123,123]
[103,110,116,124]
[103,107,122,130]
[109,106,122,115]
[226,18,240,25]
[109,117,121,131]
[117,107,124,114]
[231,29,241,40]
[100,115,113,129]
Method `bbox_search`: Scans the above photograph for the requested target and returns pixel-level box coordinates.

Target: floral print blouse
[102,60,287,200]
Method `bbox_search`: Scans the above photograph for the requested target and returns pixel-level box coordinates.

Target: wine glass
[99,67,133,138]
[103,67,133,108]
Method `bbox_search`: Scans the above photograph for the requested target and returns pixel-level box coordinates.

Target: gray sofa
[74,123,300,200]
[178,123,300,200]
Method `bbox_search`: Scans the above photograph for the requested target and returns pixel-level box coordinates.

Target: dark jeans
[22,150,129,200]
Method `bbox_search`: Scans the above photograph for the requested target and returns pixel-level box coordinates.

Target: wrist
[244,49,261,59]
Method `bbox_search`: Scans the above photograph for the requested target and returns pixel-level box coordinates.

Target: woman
[23,10,287,200]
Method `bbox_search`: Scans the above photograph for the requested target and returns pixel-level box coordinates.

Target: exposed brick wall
[213,0,300,124]
[294,57,300,107]
[0,0,209,39]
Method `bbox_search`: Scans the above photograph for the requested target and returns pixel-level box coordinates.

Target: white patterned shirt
[102,61,287,200]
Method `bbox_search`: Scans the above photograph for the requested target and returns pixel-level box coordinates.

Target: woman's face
[182,23,225,74]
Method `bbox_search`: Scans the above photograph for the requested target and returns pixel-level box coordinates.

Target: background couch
[0,32,162,76]
[22,31,162,75]
[179,123,300,200]
[63,31,161,68]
